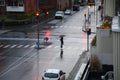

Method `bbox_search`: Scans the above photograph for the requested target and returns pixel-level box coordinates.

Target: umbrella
[59,35,65,37]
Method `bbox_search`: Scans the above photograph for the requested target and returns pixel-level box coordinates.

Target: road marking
[10,45,17,48]
[30,45,36,48]
[0,38,38,41]
[16,45,23,48]
[3,45,10,48]
[0,49,35,78]
[47,45,52,48]
[0,45,4,48]
[23,45,30,48]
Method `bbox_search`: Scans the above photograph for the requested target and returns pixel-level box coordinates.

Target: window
[44,73,58,78]
[39,0,48,4]
[7,0,23,6]
[0,0,5,6]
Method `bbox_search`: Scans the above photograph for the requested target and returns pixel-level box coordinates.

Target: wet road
[0,6,96,80]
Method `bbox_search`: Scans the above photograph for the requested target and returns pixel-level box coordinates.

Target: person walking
[60,35,64,49]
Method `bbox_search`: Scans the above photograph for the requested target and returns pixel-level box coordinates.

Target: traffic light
[35,12,40,18]
[46,11,49,15]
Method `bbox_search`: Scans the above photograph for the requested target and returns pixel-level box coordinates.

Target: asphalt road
[0,6,96,80]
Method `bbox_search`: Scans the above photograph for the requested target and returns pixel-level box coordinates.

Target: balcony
[6,6,25,12]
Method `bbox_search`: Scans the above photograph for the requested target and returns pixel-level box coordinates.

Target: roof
[45,69,60,74]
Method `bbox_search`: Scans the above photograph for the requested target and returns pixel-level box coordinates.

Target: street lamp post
[37,24,40,49]
[34,12,40,80]
[88,6,90,24]
[35,12,40,49]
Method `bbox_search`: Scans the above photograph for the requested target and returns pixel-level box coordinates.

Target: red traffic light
[46,11,49,15]
[35,12,40,17]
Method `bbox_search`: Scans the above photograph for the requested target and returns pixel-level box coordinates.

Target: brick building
[0,0,70,14]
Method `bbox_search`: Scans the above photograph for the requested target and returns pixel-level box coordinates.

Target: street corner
[34,41,52,49]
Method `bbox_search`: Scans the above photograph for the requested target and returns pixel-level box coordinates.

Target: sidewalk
[73,6,101,80]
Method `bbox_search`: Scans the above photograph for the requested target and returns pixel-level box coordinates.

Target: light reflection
[45,30,51,41]
[82,33,87,50]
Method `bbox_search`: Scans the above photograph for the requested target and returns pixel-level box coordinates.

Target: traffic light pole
[35,12,40,49]
[37,21,40,49]
[87,33,89,51]
[86,28,91,51]
[84,13,86,30]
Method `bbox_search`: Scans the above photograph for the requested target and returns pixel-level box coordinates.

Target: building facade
[90,0,120,80]
[0,0,37,14]
[0,0,70,14]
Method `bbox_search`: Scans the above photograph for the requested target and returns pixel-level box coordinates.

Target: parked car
[42,69,66,80]
[64,9,71,15]
[73,5,80,11]
[55,11,64,19]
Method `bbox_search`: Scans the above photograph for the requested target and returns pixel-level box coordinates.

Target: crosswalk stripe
[23,45,30,48]
[3,45,10,48]
[17,45,23,48]
[10,45,17,48]
[0,44,81,49]
[0,45,4,48]
[47,45,52,48]
[30,45,36,48]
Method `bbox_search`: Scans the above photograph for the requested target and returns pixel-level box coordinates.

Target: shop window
[8,0,23,6]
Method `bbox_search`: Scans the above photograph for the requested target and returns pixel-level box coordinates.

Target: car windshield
[56,11,63,14]
[44,73,58,78]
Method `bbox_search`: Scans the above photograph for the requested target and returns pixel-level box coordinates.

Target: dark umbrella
[59,35,65,37]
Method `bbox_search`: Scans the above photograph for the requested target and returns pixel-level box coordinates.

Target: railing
[101,71,114,80]
[74,60,90,80]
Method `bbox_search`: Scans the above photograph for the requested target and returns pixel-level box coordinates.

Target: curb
[66,51,87,80]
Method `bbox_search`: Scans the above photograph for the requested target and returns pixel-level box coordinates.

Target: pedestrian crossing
[0,44,83,50]
[50,25,82,29]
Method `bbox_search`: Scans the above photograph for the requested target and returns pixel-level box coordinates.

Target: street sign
[36,41,40,46]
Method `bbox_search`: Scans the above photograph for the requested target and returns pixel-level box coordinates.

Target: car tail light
[58,77,60,80]
[42,77,44,80]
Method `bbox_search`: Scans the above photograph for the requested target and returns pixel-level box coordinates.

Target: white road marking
[16,45,23,48]
[0,49,35,78]
[10,45,17,48]
[23,45,30,48]
[3,45,10,48]
[0,45,3,48]
[30,45,36,48]
[47,45,52,48]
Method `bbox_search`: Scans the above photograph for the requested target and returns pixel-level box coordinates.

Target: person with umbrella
[59,35,65,49]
